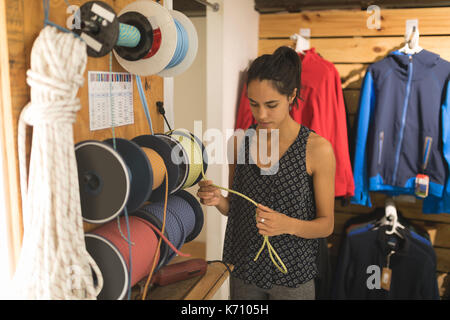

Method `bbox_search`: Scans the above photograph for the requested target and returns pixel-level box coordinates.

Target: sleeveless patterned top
[223,124,319,289]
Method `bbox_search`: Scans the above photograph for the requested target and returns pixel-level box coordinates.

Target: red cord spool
[87,215,161,300]
[144,28,162,59]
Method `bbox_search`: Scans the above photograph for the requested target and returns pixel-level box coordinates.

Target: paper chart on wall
[88,71,134,131]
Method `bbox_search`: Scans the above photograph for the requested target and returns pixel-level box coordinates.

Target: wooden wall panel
[260,8,450,38]
[260,7,450,298]
[1,0,165,269]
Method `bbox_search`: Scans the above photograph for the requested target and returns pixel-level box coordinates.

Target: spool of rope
[85,216,160,300]
[153,133,189,194]
[75,139,148,223]
[167,129,208,189]
[141,147,166,191]
[132,135,181,202]
[14,26,102,299]
[113,1,198,77]
[157,10,198,77]
[135,190,204,265]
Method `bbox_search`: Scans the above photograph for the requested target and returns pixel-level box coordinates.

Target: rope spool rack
[76,129,208,300]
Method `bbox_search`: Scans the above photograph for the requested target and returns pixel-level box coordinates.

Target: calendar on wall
[88,71,134,131]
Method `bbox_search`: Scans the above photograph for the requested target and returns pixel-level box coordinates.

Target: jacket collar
[388,49,441,80]
[376,226,410,256]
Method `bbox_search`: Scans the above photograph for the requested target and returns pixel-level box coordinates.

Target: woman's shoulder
[305,130,335,167]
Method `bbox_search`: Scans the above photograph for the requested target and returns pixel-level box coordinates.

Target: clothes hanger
[290,29,310,54]
[383,198,405,238]
[398,25,423,55]
[370,198,405,238]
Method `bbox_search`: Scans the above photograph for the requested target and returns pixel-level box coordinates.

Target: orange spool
[141,147,166,191]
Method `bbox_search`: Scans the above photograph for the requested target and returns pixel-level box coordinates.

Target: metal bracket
[193,0,220,12]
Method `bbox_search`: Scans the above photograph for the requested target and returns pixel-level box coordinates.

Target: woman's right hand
[197,180,222,206]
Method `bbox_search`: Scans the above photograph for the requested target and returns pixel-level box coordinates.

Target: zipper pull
[409,55,413,61]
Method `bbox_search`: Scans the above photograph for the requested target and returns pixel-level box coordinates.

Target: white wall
[173,0,259,300]
[206,0,259,300]
[0,135,12,298]
[174,16,207,243]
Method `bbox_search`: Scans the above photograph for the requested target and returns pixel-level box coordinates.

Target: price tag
[381,267,392,291]
[415,174,429,198]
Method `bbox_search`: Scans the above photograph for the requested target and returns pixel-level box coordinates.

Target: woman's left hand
[255,203,295,236]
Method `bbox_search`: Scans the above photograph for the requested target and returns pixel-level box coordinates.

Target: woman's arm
[197,134,240,216]
[292,135,335,238]
[256,134,336,238]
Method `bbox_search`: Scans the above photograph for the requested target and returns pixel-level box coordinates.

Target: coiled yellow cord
[166,130,288,274]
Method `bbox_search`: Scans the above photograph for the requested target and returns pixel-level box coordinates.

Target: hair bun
[273,46,298,59]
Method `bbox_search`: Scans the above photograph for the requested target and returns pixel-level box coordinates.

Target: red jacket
[235,48,354,198]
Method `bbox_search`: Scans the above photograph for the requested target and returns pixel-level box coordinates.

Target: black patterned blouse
[223,124,319,289]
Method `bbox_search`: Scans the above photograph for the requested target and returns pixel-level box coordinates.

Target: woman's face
[247,79,295,131]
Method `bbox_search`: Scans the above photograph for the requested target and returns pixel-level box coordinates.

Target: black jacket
[332,225,439,299]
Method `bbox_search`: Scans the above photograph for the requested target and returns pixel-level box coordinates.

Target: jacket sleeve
[332,65,355,198]
[350,70,376,207]
[439,79,450,211]
[423,79,450,213]
[235,83,256,130]
[331,234,352,299]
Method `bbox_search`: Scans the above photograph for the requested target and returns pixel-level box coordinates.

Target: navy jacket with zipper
[351,49,450,213]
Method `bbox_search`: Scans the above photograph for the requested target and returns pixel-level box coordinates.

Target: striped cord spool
[85,216,160,300]
[116,23,141,47]
[168,129,207,190]
[113,1,198,77]
[138,194,197,264]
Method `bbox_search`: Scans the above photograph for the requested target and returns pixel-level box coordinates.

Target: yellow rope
[166,130,288,274]
[170,131,204,189]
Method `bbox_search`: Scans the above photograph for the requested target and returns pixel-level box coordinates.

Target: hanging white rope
[13,26,103,300]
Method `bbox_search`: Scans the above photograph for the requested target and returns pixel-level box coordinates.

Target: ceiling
[173,0,450,16]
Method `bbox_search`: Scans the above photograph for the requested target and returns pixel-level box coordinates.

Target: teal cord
[136,75,154,135]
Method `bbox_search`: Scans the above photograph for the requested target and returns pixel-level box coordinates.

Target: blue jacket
[352,49,450,213]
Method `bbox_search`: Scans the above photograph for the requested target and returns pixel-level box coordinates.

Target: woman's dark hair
[246,46,302,109]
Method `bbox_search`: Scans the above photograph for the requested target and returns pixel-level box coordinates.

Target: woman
[197,46,336,300]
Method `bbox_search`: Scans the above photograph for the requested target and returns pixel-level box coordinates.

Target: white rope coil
[13,26,103,300]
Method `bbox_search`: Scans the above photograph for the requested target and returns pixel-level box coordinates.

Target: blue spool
[138,194,196,264]
[165,18,189,70]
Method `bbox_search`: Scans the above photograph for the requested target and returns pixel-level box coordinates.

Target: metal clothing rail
[193,0,220,12]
